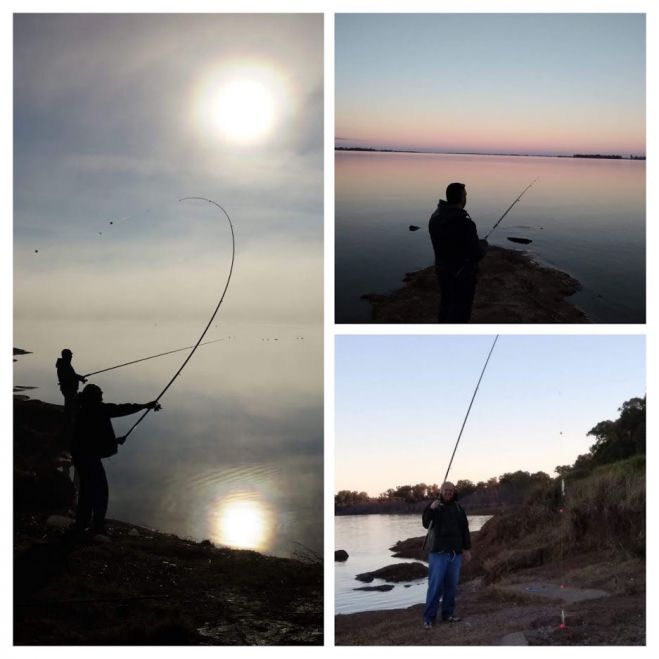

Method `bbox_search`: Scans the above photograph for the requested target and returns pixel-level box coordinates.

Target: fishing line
[83,337,227,378]
[443,335,499,484]
[118,197,236,443]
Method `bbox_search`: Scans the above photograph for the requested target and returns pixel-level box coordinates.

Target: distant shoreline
[335,147,646,161]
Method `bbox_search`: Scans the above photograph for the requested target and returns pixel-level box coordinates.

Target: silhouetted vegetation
[555,396,645,480]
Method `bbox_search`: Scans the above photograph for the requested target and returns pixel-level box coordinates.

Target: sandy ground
[362,246,589,323]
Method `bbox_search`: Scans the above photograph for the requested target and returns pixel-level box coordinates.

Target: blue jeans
[423,551,463,623]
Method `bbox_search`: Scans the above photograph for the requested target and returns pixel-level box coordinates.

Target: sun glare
[195,61,290,146]
[212,495,274,551]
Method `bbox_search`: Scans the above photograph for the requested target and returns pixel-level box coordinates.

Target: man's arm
[464,219,488,262]
[103,402,161,418]
[422,501,436,529]
[462,508,472,551]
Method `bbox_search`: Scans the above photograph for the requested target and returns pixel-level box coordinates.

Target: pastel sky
[14,14,323,326]
[336,14,645,156]
[335,335,645,496]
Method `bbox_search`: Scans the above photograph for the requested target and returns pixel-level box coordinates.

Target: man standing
[72,383,161,539]
[428,183,488,323]
[422,481,471,628]
[55,348,87,421]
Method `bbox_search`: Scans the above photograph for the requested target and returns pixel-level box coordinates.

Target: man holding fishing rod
[71,383,161,540]
[422,481,472,628]
[429,183,488,323]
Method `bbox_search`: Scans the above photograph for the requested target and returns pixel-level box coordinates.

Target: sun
[213,79,275,144]
[195,62,289,146]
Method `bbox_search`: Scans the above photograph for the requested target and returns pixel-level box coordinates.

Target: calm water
[335,152,645,323]
[335,514,491,615]
[13,319,323,558]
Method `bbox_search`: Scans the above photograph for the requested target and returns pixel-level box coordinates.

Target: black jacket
[422,498,471,554]
[72,402,144,459]
[428,200,487,275]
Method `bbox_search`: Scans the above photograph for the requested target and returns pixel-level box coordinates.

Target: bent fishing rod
[442,335,499,485]
[484,177,539,240]
[83,337,226,378]
[118,197,236,443]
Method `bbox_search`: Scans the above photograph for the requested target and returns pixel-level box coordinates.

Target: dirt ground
[335,553,644,646]
[14,515,323,645]
[362,246,589,323]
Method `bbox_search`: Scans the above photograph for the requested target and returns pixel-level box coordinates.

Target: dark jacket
[72,402,144,459]
[428,200,487,276]
[56,358,85,393]
[422,498,471,554]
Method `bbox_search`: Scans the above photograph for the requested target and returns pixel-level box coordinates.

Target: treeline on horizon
[335,146,646,160]
[336,396,645,512]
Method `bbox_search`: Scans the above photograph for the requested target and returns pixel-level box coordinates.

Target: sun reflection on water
[211,493,275,552]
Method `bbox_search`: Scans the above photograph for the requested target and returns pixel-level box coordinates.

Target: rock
[353,585,395,592]
[129,528,140,537]
[46,514,73,529]
[335,550,349,562]
[356,562,428,583]
[93,533,111,544]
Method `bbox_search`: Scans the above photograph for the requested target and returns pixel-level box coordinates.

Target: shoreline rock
[362,246,590,323]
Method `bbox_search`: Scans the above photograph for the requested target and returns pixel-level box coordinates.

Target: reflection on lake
[335,514,491,615]
[13,319,322,558]
[335,151,645,323]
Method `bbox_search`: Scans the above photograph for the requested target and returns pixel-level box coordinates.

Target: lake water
[335,513,491,615]
[335,151,645,323]
[13,319,323,559]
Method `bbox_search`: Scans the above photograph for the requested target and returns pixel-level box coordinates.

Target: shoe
[443,615,461,623]
[423,621,432,629]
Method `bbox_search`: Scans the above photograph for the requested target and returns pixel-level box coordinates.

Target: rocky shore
[13,393,322,645]
[336,488,645,645]
[362,246,589,323]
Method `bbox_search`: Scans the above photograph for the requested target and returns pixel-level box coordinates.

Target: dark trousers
[73,456,108,533]
[437,268,477,323]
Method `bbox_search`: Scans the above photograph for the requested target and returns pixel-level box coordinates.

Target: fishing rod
[83,337,227,378]
[118,197,236,443]
[443,335,499,484]
[484,178,539,240]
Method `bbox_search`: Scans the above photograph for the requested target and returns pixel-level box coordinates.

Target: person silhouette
[56,349,87,422]
[428,183,488,323]
[71,383,161,538]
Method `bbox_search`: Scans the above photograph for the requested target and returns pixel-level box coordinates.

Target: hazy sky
[336,335,645,496]
[336,14,645,155]
[14,14,323,326]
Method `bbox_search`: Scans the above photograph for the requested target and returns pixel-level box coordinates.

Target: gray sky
[14,14,323,325]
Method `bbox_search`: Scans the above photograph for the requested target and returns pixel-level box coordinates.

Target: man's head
[446,182,467,209]
[61,348,73,361]
[80,383,103,406]
[440,481,456,502]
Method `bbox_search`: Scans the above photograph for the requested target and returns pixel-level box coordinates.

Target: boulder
[356,562,428,583]
[335,549,349,562]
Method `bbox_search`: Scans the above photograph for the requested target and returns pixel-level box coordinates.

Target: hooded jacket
[422,495,471,554]
[428,200,487,275]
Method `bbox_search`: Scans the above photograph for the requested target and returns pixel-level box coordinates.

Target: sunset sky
[335,335,645,496]
[336,14,645,156]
